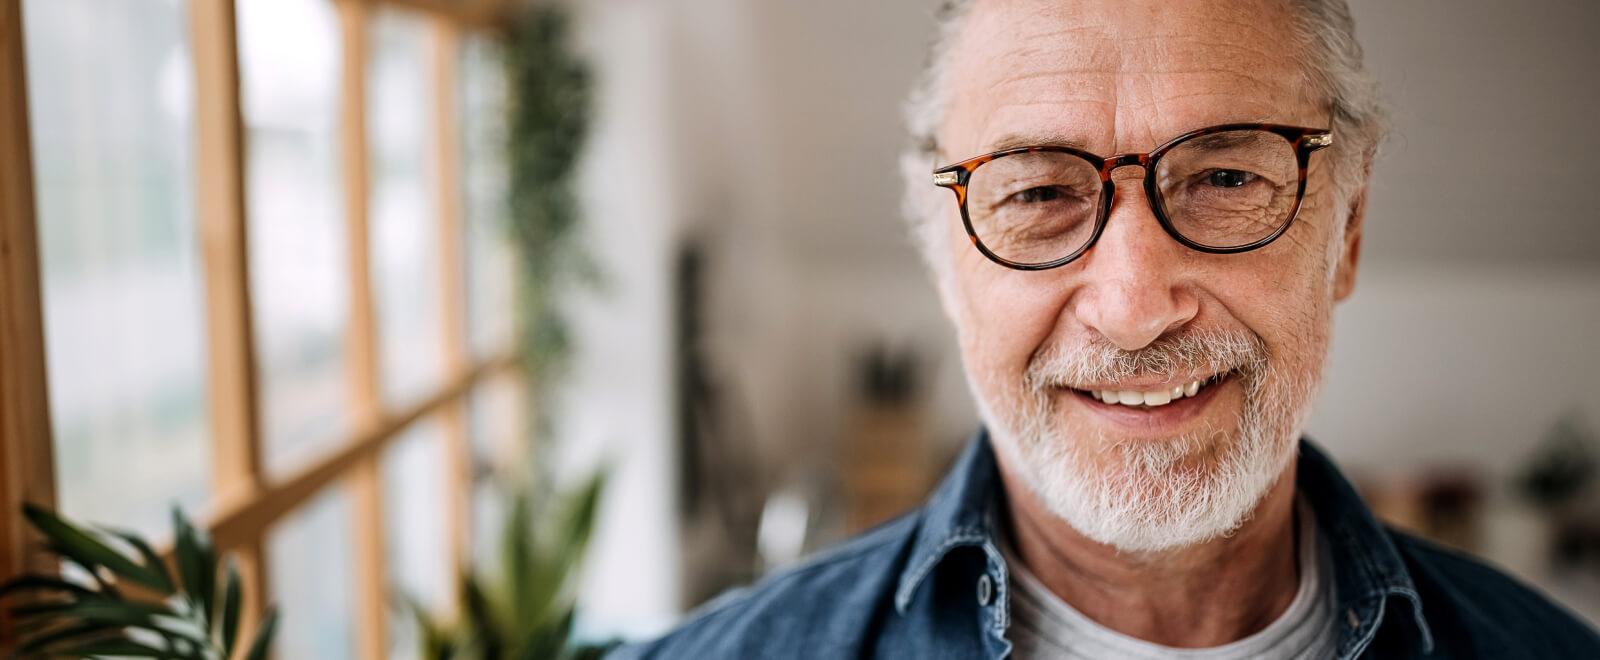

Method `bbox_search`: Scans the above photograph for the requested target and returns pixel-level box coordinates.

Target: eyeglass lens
[964,129,1301,266]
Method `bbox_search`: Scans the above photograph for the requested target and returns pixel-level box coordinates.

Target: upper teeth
[1093,379,1207,407]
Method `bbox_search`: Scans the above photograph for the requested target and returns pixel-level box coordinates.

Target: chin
[1023,421,1294,554]
[980,359,1316,555]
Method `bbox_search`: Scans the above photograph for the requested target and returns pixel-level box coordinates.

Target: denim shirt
[613,431,1600,659]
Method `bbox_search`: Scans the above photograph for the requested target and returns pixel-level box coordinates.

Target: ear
[1332,186,1367,302]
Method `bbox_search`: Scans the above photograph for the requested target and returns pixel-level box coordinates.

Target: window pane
[471,479,507,572]
[268,488,358,660]
[383,420,451,658]
[470,372,527,472]
[468,375,523,579]
[369,9,445,410]
[23,0,210,536]
[460,36,516,361]
[237,0,351,477]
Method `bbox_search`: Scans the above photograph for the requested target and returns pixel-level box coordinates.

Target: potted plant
[0,505,277,659]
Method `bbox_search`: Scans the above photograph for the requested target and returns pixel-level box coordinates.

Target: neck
[998,454,1301,648]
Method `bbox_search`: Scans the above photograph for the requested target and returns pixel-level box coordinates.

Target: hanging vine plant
[501,3,594,417]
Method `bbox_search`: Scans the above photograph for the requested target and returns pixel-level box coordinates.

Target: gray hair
[899,0,1386,280]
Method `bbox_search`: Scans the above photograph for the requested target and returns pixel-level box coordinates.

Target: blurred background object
[2,0,1598,657]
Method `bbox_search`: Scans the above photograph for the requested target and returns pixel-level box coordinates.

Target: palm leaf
[22,505,168,592]
[0,575,95,599]
[405,469,607,660]
[513,607,571,660]
[101,526,176,594]
[462,575,503,660]
[396,591,458,660]
[3,505,278,660]
[241,608,278,660]
[503,490,537,626]
[170,507,216,627]
[217,562,242,657]
[30,637,186,659]
[38,541,114,597]
[9,596,176,626]
[8,621,125,656]
[516,472,604,632]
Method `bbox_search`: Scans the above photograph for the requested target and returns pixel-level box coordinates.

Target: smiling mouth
[1070,372,1229,409]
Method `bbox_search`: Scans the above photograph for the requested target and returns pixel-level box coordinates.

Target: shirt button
[977,574,994,606]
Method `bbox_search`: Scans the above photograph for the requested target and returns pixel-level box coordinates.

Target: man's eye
[1012,186,1065,203]
[1204,169,1257,188]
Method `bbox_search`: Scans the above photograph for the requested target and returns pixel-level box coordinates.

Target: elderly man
[616,0,1600,657]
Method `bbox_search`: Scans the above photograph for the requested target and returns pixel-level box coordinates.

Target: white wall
[1308,0,1600,473]
[1310,263,1600,477]
[1349,0,1600,264]
[561,0,686,639]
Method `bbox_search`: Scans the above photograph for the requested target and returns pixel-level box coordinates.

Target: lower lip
[1068,374,1232,430]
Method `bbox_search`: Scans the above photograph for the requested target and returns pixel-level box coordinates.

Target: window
[21,0,211,540]
[0,0,524,657]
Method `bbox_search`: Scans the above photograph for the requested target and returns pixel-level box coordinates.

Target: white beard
[974,329,1318,554]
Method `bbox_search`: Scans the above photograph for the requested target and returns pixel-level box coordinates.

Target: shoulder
[608,512,922,660]
[1387,528,1600,655]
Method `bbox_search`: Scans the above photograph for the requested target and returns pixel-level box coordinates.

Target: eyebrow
[984,132,1092,153]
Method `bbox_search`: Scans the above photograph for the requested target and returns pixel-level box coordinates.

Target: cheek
[940,213,1056,381]
[949,227,1068,386]
[1225,234,1337,373]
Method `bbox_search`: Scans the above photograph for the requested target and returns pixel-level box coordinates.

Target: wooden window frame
[0,0,59,645]
[0,0,518,656]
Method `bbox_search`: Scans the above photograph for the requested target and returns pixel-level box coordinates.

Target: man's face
[938,0,1363,551]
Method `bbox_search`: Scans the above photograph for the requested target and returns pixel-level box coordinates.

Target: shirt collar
[893,429,1435,655]
[894,428,1004,614]
[1297,438,1436,655]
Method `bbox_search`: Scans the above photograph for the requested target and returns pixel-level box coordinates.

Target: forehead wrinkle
[1116,93,1286,119]
[945,0,1328,162]
[972,36,1307,125]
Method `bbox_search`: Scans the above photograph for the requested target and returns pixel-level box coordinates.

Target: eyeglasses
[932,124,1333,270]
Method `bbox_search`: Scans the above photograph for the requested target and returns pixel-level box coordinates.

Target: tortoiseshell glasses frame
[932,123,1334,271]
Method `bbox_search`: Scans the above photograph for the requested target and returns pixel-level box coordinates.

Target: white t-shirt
[1001,500,1338,660]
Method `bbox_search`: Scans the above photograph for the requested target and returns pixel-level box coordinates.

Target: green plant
[0,505,277,659]
[403,5,610,658]
[503,3,594,408]
[400,473,611,660]
[1516,412,1598,511]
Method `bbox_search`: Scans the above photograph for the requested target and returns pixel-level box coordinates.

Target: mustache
[1024,329,1270,390]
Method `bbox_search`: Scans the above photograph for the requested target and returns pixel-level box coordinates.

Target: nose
[1072,168,1199,350]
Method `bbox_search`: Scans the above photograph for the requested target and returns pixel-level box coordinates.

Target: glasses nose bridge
[1100,152,1152,179]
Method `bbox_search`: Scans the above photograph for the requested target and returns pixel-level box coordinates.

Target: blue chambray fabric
[610,431,1600,659]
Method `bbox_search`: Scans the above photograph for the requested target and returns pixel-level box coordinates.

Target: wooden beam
[377,0,488,24]
[382,0,459,18]
[472,0,524,29]
[347,459,387,660]
[338,3,380,427]
[227,541,267,658]
[188,0,270,644]
[0,0,60,644]
[189,0,266,528]
[139,357,513,613]
[430,18,472,615]
[334,0,390,656]
[206,355,514,554]
[355,0,514,32]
